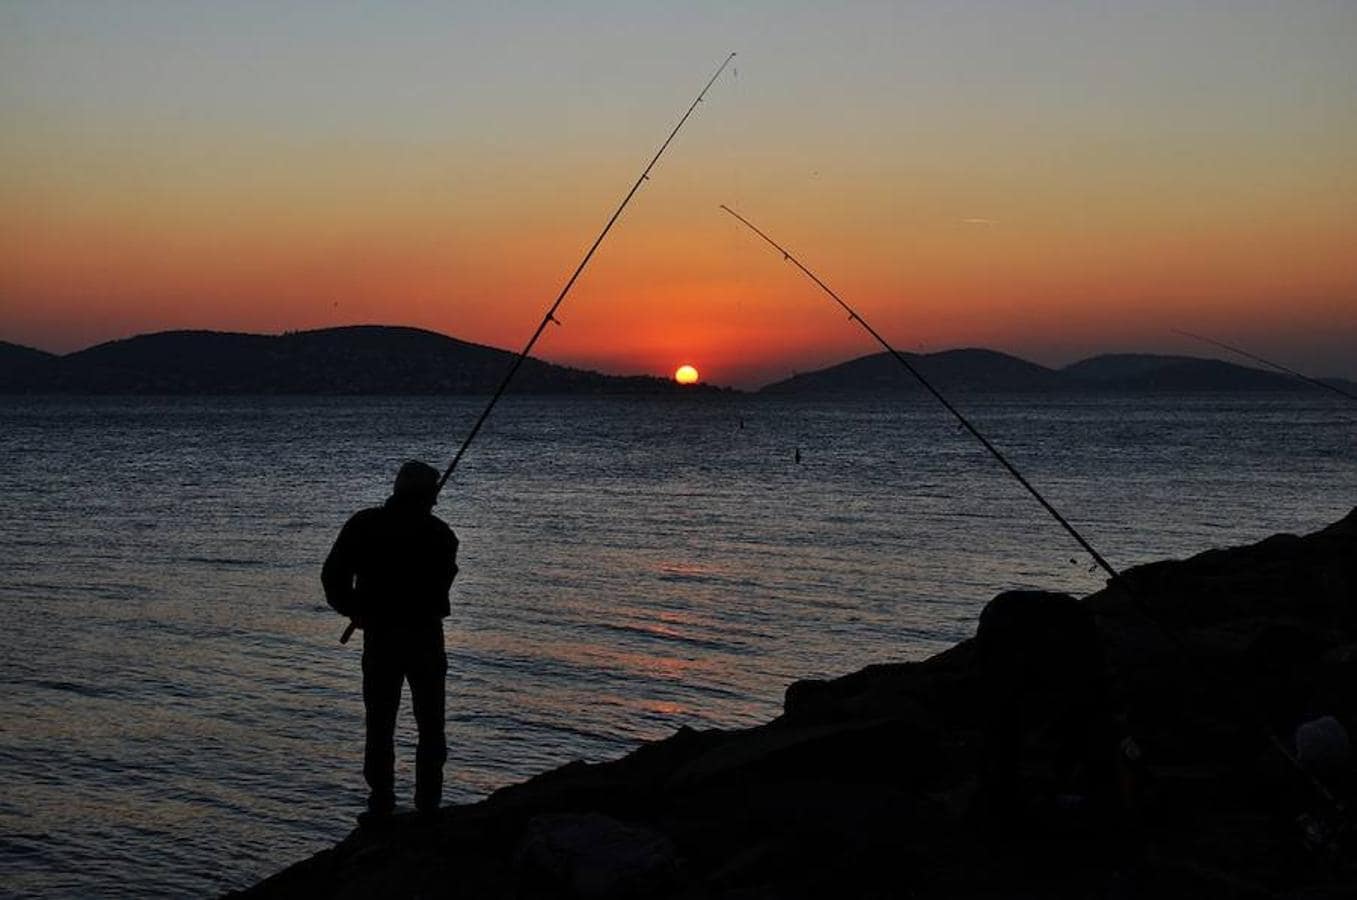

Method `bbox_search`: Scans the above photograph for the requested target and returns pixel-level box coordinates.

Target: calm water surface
[0,394,1353,897]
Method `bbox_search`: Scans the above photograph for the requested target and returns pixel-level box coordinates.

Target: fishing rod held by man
[321,56,736,824]
[335,52,735,648]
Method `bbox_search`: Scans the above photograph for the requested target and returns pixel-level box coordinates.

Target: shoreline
[230,507,1356,899]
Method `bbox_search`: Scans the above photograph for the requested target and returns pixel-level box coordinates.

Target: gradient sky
[2,1,1354,387]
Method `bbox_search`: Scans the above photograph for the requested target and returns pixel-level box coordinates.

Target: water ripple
[0,394,1352,896]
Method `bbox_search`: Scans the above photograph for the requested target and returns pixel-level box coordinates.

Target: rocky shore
[231,510,1356,899]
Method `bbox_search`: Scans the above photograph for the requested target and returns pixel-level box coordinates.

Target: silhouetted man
[322,460,458,823]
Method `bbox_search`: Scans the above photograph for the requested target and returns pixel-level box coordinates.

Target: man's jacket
[322,498,458,627]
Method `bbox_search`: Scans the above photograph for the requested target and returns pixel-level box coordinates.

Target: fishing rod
[720,203,1348,822]
[719,204,1118,581]
[338,52,737,645]
[1172,328,1357,403]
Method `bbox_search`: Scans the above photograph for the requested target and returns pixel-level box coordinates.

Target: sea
[0,393,1353,897]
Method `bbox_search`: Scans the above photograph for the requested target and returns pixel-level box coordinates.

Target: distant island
[2,328,1353,395]
[0,328,725,396]
[760,348,1357,396]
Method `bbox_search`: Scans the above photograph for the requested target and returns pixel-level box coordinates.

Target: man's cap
[393,460,440,503]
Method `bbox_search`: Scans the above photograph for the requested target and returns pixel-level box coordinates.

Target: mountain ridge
[759,347,1066,395]
[0,326,723,395]
[2,328,1353,395]
[1058,352,1332,393]
[760,348,1357,395]
[0,339,56,378]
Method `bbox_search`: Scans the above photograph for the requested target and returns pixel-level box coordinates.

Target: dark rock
[513,813,681,899]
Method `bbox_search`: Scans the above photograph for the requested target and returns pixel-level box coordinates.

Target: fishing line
[337,53,737,645]
[1172,328,1357,403]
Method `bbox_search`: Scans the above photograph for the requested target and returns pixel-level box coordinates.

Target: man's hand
[339,615,366,645]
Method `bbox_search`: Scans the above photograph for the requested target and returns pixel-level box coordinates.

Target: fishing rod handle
[339,621,356,644]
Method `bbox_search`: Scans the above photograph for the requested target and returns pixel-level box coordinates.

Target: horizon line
[5,322,1356,392]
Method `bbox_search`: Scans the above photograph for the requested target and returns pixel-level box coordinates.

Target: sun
[674,364,699,385]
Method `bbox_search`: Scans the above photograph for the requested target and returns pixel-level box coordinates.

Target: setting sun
[674,364,699,385]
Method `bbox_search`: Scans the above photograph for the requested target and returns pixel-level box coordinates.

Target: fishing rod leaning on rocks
[338,52,737,644]
[1172,328,1357,404]
[720,204,1117,580]
[719,203,1349,828]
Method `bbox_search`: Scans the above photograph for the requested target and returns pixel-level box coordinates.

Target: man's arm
[321,517,361,617]
[441,530,459,594]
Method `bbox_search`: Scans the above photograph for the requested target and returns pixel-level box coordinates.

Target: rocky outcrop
[230,510,1357,899]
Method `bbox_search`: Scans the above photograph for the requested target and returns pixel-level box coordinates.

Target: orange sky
[3,3,1355,386]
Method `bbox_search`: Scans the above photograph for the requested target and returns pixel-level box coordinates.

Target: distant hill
[6,331,1352,396]
[0,340,55,378]
[1061,353,1305,392]
[760,349,1355,395]
[0,326,716,395]
[760,348,1068,395]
